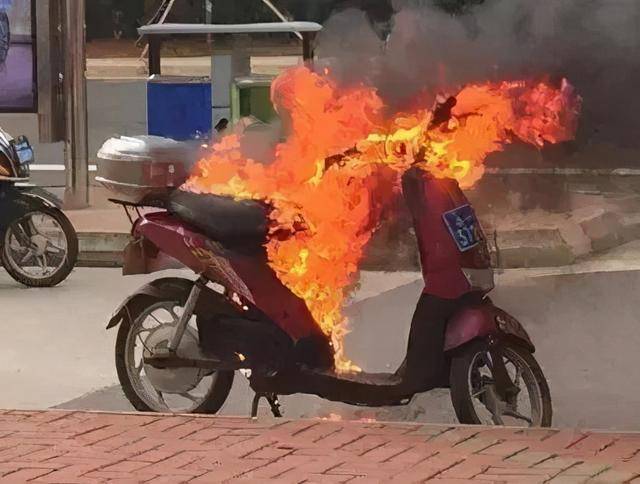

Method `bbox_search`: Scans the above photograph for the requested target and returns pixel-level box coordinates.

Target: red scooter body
[122,210,534,372]
[128,211,325,342]
[107,193,543,416]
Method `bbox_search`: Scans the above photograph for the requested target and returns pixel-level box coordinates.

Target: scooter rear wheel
[449,340,552,427]
[115,298,234,414]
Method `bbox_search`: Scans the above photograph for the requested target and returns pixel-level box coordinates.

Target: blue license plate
[442,204,481,252]
[14,140,33,164]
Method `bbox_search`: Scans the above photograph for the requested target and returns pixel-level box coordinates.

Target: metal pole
[36,0,65,143]
[259,0,302,40]
[302,32,315,62]
[63,0,89,208]
[148,36,162,76]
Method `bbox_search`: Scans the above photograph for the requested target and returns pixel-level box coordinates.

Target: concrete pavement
[0,410,639,483]
[3,244,640,429]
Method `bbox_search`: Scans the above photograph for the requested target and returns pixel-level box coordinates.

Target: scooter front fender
[444,301,535,353]
[0,185,62,233]
[17,186,63,209]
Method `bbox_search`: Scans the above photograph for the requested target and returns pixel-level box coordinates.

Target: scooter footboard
[444,302,535,352]
[197,315,294,372]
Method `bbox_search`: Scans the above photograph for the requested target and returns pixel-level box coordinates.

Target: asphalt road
[2,254,640,430]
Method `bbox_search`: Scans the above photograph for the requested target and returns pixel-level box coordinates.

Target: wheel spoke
[13,224,32,246]
[136,332,152,353]
[168,307,181,321]
[513,366,522,387]
[471,387,488,399]
[27,218,40,236]
[38,254,50,275]
[490,412,505,425]
[179,392,200,403]
[156,391,170,411]
[19,250,35,265]
[45,242,64,254]
[483,352,493,370]
[36,254,45,270]
[503,409,532,424]
[149,312,171,326]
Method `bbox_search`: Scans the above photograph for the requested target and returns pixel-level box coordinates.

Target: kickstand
[251,392,283,419]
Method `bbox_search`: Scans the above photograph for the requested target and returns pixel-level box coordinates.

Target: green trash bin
[231,75,278,125]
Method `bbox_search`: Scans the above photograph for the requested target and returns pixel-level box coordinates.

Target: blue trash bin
[147,76,212,141]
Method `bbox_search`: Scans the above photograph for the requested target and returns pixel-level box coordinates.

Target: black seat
[168,190,268,246]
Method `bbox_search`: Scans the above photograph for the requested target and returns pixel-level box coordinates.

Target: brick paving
[0,410,639,483]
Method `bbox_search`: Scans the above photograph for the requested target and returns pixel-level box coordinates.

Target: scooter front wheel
[449,340,552,427]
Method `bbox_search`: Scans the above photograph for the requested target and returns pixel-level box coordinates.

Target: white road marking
[30,164,97,172]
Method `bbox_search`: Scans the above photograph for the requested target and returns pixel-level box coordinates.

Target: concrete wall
[0,79,147,188]
[86,79,147,160]
[1,76,639,208]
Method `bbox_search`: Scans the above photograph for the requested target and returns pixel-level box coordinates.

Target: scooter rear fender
[444,300,535,353]
[106,276,298,373]
[106,277,248,329]
[129,212,256,304]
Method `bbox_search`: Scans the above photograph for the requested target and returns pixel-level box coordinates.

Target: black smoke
[315,0,640,167]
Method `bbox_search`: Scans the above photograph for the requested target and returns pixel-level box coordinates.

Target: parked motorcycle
[0,127,78,287]
[99,135,551,427]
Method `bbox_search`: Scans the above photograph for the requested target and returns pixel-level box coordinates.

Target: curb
[75,207,640,270]
[77,232,128,268]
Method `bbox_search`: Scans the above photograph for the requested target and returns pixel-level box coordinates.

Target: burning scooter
[101,148,553,425]
[98,67,579,426]
[98,146,549,426]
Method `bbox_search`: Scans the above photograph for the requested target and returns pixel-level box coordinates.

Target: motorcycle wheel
[1,207,78,287]
[115,298,234,414]
[449,340,552,427]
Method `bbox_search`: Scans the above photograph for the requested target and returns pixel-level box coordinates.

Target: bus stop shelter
[137,21,323,136]
[137,21,323,75]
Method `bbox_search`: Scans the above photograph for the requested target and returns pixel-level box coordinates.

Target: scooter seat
[168,190,269,246]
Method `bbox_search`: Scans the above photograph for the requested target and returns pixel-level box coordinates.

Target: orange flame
[183,66,580,372]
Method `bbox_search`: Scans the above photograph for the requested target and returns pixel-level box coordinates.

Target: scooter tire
[449,340,552,427]
[115,296,235,414]
[1,207,78,287]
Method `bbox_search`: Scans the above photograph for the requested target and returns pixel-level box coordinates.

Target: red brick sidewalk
[0,410,639,483]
